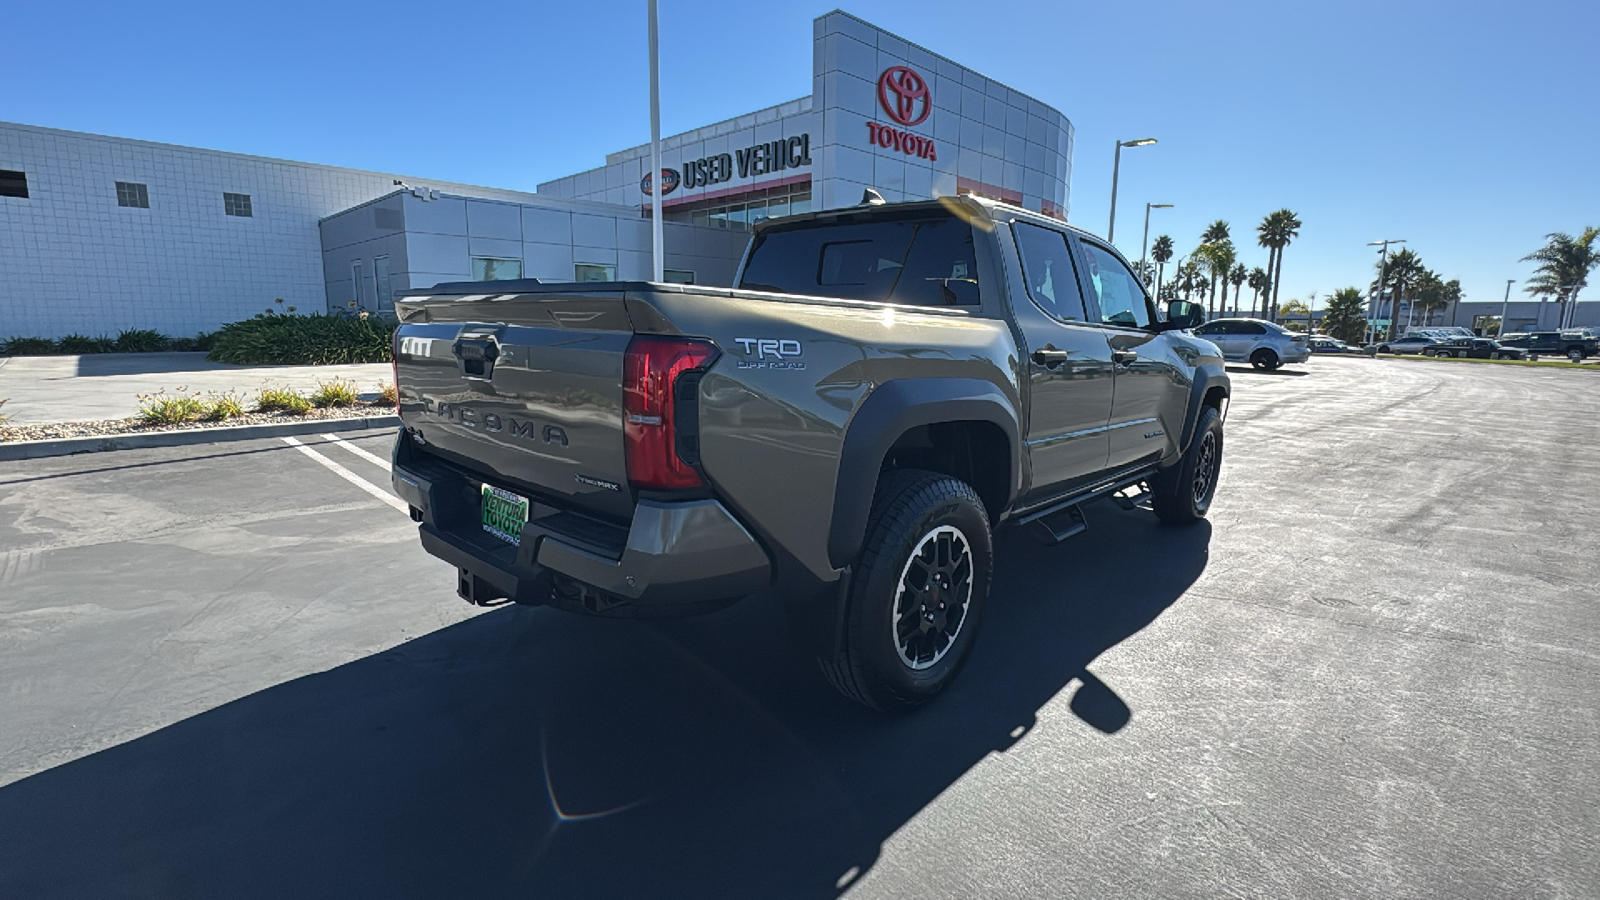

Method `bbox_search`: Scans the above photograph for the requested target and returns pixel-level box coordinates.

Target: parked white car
[1192,318,1313,370]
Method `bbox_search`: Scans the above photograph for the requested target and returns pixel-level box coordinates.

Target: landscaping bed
[1,407,391,443]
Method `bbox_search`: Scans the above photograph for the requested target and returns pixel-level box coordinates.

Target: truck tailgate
[394,290,634,522]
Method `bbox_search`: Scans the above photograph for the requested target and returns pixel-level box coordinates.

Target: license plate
[481,484,530,546]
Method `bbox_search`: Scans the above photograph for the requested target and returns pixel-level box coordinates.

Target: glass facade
[648,180,813,232]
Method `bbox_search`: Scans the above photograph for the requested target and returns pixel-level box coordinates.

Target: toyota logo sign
[640,168,679,196]
[878,66,931,127]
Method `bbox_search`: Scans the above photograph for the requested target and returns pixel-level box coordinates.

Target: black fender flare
[826,378,1019,570]
[1177,364,1230,457]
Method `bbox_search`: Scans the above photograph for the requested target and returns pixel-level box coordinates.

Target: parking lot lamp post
[1367,239,1405,342]
[1107,138,1157,244]
[1498,279,1514,337]
[1139,202,1172,283]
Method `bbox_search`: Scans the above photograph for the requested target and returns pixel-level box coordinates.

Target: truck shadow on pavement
[0,507,1210,900]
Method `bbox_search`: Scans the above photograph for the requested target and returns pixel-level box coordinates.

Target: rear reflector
[624,336,716,490]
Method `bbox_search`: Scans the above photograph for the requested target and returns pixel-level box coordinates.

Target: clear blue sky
[5,0,1596,307]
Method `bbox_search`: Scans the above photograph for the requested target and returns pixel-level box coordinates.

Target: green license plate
[481,484,530,546]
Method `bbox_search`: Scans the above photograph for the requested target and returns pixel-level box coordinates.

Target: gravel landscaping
[0,406,391,443]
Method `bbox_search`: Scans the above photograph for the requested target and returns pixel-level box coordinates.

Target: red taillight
[624,336,716,490]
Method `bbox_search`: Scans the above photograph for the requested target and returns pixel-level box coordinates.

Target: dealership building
[0,10,1074,340]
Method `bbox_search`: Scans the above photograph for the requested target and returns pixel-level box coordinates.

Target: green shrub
[138,388,207,425]
[371,380,398,407]
[57,334,116,354]
[311,378,360,408]
[204,391,247,421]
[2,337,57,356]
[256,386,313,415]
[208,312,396,365]
[113,329,170,353]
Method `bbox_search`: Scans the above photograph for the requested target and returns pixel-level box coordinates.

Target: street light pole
[1366,239,1405,343]
[1139,202,1172,284]
[1497,279,1515,337]
[1107,137,1156,244]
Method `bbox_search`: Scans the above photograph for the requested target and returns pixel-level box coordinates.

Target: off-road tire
[1250,348,1280,371]
[817,469,993,711]
[1150,406,1224,525]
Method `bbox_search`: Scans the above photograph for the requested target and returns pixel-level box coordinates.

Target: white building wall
[321,191,751,300]
[0,122,551,339]
[811,11,1071,215]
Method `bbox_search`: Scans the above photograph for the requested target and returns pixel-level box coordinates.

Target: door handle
[1032,348,1070,367]
[1111,349,1139,366]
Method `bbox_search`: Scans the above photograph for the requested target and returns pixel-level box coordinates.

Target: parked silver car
[1192,318,1313,370]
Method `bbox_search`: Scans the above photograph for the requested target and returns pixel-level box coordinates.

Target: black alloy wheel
[892,526,973,670]
[817,469,993,711]
[1151,405,1224,525]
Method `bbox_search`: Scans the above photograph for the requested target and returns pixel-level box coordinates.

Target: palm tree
[1247,267,1270,317]
[1257,209,1302,321]
[1228,264,1246,316]
[1197,221,1231,315]
[1151,234,1174,301]
[1521,228,1600,328]
[1372,248,1424,338]
[1323,287,1367,343]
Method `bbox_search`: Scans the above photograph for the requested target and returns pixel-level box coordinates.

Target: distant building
[1,10,1075,339]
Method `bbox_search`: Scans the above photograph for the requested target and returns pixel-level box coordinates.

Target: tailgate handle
[453,337,500,380]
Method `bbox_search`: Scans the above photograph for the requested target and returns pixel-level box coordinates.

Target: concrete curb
[0,415,401,462]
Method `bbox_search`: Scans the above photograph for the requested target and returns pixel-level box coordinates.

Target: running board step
[1026,503,1087,545]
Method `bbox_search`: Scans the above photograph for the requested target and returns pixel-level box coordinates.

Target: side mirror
[1165,300,1204,331]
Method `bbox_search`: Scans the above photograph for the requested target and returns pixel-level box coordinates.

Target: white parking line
[281,436,408,515]
[321,433,390,471]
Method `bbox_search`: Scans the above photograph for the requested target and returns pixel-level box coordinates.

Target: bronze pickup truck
[390,195,1230,709]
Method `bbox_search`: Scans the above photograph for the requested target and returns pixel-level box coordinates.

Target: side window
[1241,322,1267,335]
[1194,321,1226,336]
[1081,241,1151,329]
[1012,222,1088,321]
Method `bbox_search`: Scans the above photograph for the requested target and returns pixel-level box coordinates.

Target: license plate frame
[481,484,530,546]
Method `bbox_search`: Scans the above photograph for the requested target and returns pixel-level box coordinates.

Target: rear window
[738,213,980,307]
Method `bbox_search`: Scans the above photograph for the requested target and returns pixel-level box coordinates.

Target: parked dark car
[1374,334,1444,355]
[1308,337,1371,355]
[1424,338,1528,360]
[1495,331,1599,362]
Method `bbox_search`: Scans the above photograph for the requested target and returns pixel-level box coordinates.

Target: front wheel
[1568,349,1584,363]
[1150,406,1224,525]
[818,469,993,711]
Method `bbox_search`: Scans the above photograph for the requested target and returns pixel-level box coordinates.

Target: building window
[116,182,150,208]
[472,257,522,281]
[0,169,27,199]
[224,192,253,217]
[653,182,812,232]
[664,268,695,284]
[574,263,616,282]
[351,261,365,308]
[373,256,393,309]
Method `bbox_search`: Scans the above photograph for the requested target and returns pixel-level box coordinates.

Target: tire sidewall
[850,482,993,705]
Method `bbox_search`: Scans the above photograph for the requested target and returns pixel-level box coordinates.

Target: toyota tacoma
[390,195,1230,710]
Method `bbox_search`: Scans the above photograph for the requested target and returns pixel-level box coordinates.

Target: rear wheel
[1150,406,1223,525]
[818,469,993,711]
[1250,348,1281,371]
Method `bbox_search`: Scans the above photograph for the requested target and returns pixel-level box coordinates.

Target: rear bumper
[1283,345,1312,363]
[392,437,771,616]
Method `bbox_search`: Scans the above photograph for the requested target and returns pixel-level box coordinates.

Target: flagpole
[648,0,664,282]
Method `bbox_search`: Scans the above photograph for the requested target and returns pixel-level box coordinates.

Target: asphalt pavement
[0,357,1596,899]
